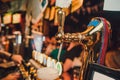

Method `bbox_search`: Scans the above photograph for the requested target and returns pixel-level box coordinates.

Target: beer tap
[56,8,66,61]
[55,0,72,61]
[55,8,66,43]
[13,31,22,54]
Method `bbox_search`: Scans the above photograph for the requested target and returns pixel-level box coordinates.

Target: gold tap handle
[57,8,66,33]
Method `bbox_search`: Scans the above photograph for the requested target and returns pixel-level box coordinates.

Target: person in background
[50,43,67,62]
[0,50,23,80]
[105,35,120,69]
[0,18,23,79]
[45,36,57,56]
[105,48,120,69]
[61,42,83,80]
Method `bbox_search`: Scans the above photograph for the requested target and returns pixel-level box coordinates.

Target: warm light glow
[12,13,21,24]
[3,13,12,24]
